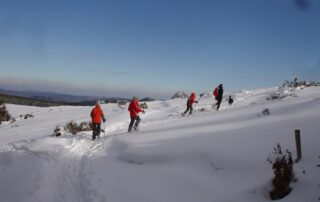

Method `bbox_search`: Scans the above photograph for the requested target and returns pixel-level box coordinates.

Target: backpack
[213,87,218,97]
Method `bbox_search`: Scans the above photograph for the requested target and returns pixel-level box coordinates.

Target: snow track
[0,112,130,202]
[0,134,114,202]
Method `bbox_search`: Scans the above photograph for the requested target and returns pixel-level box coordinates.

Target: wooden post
[295,129,302,163]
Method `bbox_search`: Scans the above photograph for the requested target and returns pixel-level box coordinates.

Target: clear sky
[0,0,319,99]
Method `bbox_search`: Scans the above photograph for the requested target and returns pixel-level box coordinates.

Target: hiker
[182,92,198,116]
[228,95,234,106]
[90,101,106,140]
[213,84,224,110]
[128,97,145,132]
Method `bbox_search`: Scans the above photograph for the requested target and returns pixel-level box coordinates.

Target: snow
[1,86,320,202]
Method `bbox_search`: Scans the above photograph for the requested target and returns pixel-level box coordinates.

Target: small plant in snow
[267,143,294,200]
[53,126,64,137]
[24,113,34,119]
[262,108,270,115]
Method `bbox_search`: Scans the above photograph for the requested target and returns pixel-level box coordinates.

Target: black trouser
[184,104,193,115]
[92,123,101,140]
[215,98,222,110]
[128,116,141,132]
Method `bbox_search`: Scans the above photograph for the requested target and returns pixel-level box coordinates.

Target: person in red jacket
[90,101,106,140]
[182,92,198,116]
[128,97,145,132]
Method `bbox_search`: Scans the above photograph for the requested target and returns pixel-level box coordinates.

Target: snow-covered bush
[282,77,320,88]
[10,117,16,123]
[140,102,148,109]
[262,108,270,115]
[54,121,94,136]
[22,113,34,119]
[117,101,127,110]
[64,121,80,135]
[267,143,294,200]
[266,88,298,101]
[0,100,12,124]
[53,126,64,137]
[79,121,92,131]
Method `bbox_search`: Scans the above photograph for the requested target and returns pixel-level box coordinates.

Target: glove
[103,118,106,123]
[196,101,199,103]
[142,110,145,114]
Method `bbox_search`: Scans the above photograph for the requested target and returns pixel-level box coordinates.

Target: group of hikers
[90,84,233,141]
[90,96,145,140]
[182,84,233,116]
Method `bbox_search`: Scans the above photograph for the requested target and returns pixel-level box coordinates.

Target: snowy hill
[1,86,320,202]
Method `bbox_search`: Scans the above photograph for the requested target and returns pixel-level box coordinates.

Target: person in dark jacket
[90,101,106,140]
[213,84,224,110]
[128,97,145,132]
[182,92,198,116]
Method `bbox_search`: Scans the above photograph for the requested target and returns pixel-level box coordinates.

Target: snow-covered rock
[171,91,188,99]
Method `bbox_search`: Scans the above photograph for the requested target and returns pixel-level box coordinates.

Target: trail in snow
[0,121,128,202]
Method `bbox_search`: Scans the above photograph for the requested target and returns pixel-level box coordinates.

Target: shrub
[53,126,63,137]
[0,100,12,124]
[117,101,127,110]
[262,108,270,115]
[267,143,294,200]
[10,117,16,123]
[24,113,34,119]
[55,121,94,136]
[282,77,320,88]
[79,121,92,131]
[140,102,148,109]
[64,121,81,135]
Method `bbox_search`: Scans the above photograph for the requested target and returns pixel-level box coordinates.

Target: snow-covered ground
[1,86,320,202]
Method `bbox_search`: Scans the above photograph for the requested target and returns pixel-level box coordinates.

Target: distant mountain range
[0,88,106,103]
[0,88,155,106]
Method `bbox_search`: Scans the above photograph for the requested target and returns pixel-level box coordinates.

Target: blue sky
[0,0,319,99]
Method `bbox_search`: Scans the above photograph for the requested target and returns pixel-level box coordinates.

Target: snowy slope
[0,86,320,202]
